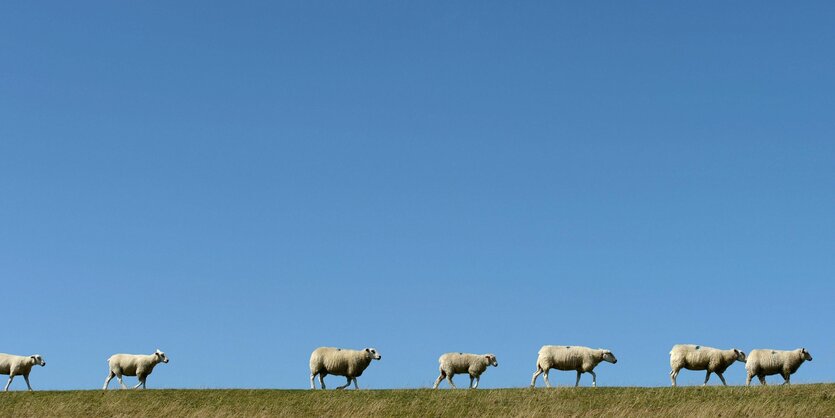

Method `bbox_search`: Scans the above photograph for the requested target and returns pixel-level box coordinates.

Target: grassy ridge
[0,385,833,417]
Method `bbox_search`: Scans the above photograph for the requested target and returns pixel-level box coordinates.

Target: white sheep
[0,354,46,391]
[745,348,812,386]
[103,349,169,390]
[432,352,498,389]
[530,345,617,388]
[309,347,381,390]
[669,344,746,386]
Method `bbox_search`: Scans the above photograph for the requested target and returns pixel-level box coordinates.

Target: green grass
[1,385,833,417]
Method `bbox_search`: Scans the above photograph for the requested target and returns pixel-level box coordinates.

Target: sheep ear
[734,349,739,354]
[365,348,370,353]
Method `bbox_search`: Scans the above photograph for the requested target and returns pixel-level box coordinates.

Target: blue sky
[1,1,833,390]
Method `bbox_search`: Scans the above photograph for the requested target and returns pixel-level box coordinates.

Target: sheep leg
[133,374,146,389]
[474,376,480,389]
[319,373,326,389]
[717,372,727,386]
[352,378,359,390]
[670,368,679,387]
[575,371,581,387]
[469,375,475,389]
[103,371,115,390]
[310,373,316,390]
[433,372,445,389]
[782,374,790,385]
[530,367,543,388]
[589,371,597,388]
[117,374,127,389]
[745,372,753,386]
[543,371,551,388]
[336,377,351,390]
[23,374,32,391]
[758,375,767,386]
[4,375,13,392]
[703,371,711,386]
[446,374,457,389]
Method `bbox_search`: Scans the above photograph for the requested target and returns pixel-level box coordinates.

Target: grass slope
[1,385,833,417]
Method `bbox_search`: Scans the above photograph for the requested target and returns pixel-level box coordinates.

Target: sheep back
[438,353,489,376]
[746,349,807,376]
[310,347,372,378]
[669,345,738,373]
[537,346,604,372]
[0,354,36,376]
[108,354,159,377]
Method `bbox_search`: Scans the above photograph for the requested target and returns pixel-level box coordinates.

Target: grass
[0,385,833,417]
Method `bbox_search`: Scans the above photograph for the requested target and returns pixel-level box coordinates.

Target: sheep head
[154,349,169,364]
[364,348,381,360]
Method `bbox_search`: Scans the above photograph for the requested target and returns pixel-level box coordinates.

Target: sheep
[669,344,746,386]
[432,352,498,389]
[309,347,381,390]
[0,354,46,391]
[103,349,169,390]
[530,345,617,388]
[745,348,812,386]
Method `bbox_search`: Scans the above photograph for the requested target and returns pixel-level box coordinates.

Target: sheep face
[801,348,812,361]
[155,349,169,363]
[365,348,381,360]
[602,351,618,364]
[734,349,746,363]
[30,355,46,367]
[485,354,498,367]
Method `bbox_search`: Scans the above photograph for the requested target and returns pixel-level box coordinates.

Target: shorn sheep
[669,344,746,386]
[309,347,381,390]
[432,352,498,389]
[0,353,46,391]
[745,348,812,386]
[531,345,617,388]
[103,349,169,390]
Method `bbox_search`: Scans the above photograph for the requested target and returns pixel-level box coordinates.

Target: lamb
[309,347,381,390]
[530,345,617,388]
[0,354,46,391]
[669,344,746,386]
[745,348,812,386]
[432,352,498,389]
[103,349,169,390]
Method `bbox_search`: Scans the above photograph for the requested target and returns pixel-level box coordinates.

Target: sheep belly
[548,353,586,371]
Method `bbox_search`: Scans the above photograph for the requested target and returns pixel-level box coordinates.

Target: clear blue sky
[2,1,833,390]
